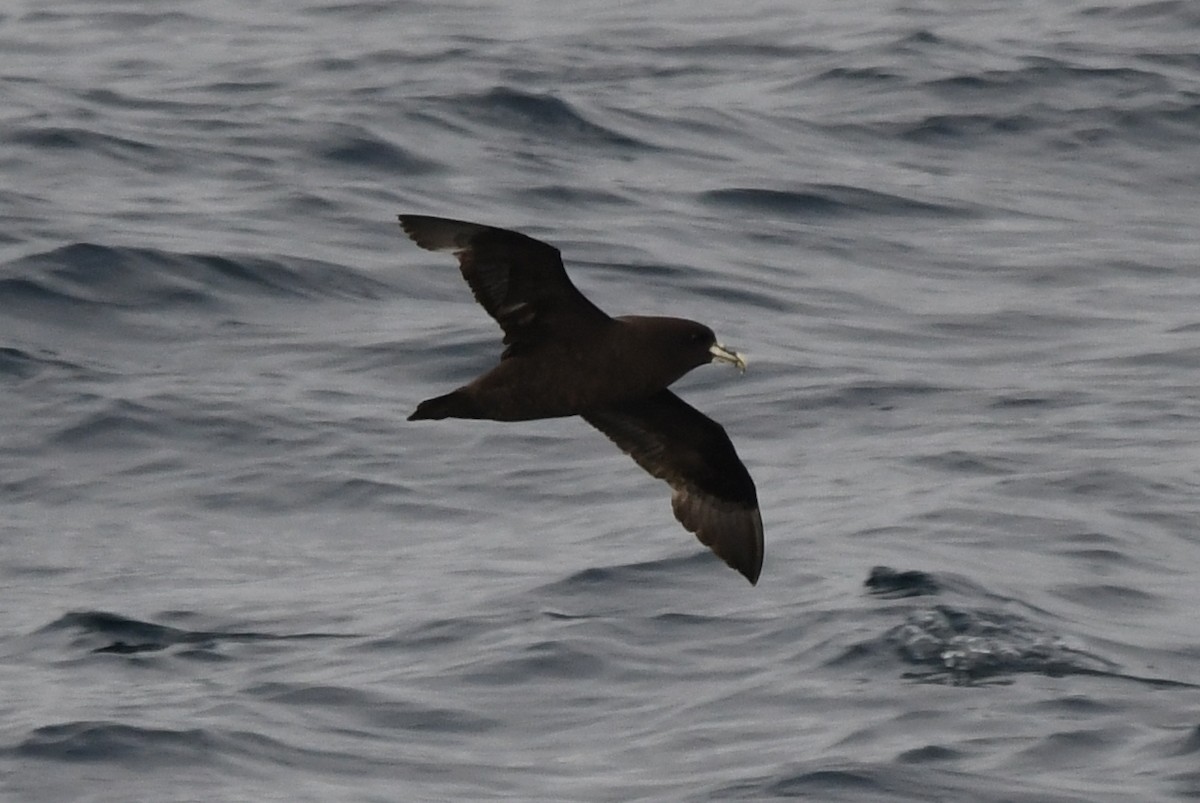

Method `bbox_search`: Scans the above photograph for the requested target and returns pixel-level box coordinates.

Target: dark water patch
[187,253,392,301]
[816,65,903,84]
[518,553,726,618]
[38,610,355,655]
[1052,530,1127,550]
[1056,525,1156,568]
[542,552,715,594]
[1035,467,1179,503]
[1080,1,1200,25]
[48,399,162,449]
[293,474,417,511]
[1050,583,1163,613]
[1086,345,1200,370]
[86,10,203,30]
[927,59,1172,99]
[1106,100,1200,144]
[1167,724,1200,757]
[310,55,361,72]
[440,86,648,149]
[865,566,940,598]
[1012,726,1132,771]
[716,761,1089,803]
[513,183,632,209]
[907,449,1022,477]
[14,721,221,767]
[802,380,951,412]
[762,767,892,798]
[649,611,739,628]
[893,28,946,48]
[282,190,342,215]
[214,728,399,776]
[9,720,395,777]
[80,87,210,113]
[0,274,104,310]
[319,338,421,373]
[196,79,285,95]
[381,611,517,653]
[884,112,1037,146]
[990,393,1085,410]
[2,125,162,158]
[1134,49,1200,74]
[248,681,376,707]
[246,681,498,734]
[685,276,797,313]
[896,744,966,763]
[44,395,305,453]
[700,184,971,219]
[1,559,73,579]
[0,347,41,380]
[459,637,608,685]
[923,309,1086,341]
[301,1,402,19]
[1018,693,1119,717]
[662,37,827,60]
[316,124,442,174]
[1054,544,1136,569]
[1,243,391,312]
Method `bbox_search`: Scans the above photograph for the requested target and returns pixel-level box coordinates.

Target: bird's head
[620,317,747,388]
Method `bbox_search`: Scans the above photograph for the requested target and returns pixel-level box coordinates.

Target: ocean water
[3,0,1200,800]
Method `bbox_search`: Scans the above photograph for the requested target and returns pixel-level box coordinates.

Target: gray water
[3,1,1200,801]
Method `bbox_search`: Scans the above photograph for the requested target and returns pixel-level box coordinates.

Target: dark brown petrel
[400,215,763,584]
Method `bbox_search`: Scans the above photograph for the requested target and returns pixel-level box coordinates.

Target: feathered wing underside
[582,390,763,584]
[398,215,611,355]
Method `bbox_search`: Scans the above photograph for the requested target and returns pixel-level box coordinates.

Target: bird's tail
[408,390,481,421]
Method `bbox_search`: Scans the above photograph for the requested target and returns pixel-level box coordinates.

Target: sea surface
[3,1,1200,801]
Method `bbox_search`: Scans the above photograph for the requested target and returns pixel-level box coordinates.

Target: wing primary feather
[583,390,762,584]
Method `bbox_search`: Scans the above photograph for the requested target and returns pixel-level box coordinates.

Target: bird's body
[412,315,724,422]
[400,215,764,584]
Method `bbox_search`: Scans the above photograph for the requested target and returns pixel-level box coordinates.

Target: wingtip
[708,528,762,585]
[397,213,439,251]
[733,551,762,585]
[731,512,764,586]
[396,214,485,254]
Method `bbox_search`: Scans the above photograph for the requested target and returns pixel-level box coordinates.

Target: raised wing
[582,390,763,584]
[398,215,611,355]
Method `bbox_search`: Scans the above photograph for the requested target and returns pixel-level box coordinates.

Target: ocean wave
[429,86,649,150]
[2,125,165,159]
[9,719,391,777]
[0,242,392,312]
[700,185,974,219]
[881,601,1196,688]
[39,610,353,655]
[13,721,223,766]
[244,681,498,733]
[314,123,442,175]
